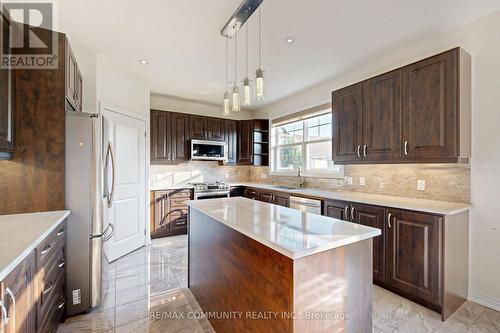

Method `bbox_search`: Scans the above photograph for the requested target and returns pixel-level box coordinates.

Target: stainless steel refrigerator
[65,111,115,316]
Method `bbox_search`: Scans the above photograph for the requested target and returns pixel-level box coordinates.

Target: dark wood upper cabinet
[171,113,189,163]
[332,48,470,164]
[151,110,189,164]
[386,209,442,309]
[207,118,224,141]
[237,120,253,165]
[65,38,82,112]
[332,83,363,163]
[190,115,207,140]
[151,110,171,164]
[402,48,470,162]
[223,119,237,164]
[362,70,402,161]
[352,203,386,284]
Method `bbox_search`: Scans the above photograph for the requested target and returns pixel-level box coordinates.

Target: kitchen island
[187,197,381,333]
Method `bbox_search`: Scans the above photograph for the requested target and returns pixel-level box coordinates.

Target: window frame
[270,111,344,179]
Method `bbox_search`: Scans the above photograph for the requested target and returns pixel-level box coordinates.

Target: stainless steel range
[190,181,230,200]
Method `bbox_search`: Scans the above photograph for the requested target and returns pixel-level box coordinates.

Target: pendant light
[243,24,251,106]
[232,32,241,112]
[255,7,264,101]
[223,37,231,116]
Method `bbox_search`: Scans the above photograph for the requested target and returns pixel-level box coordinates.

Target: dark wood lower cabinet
[151,189,192,238]
[241,187,290,207]
[273,193,290,207]
[0,221,66,333]
[259,190,274,203]
[324,199,350,221]
[385,209,442,310]
[352,203,386,284]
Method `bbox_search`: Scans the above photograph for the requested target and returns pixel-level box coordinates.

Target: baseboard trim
[468,290,500,311]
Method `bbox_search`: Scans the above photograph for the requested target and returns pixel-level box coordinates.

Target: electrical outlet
[359,177,366,186]
[417,179,426,191]
[345,177,353,185]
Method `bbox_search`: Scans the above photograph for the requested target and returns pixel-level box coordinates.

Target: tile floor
[58,235,500,333]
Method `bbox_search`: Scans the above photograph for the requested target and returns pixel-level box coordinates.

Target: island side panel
[188,207,294,333]
[293,239,373,333]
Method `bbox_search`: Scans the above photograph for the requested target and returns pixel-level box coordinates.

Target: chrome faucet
[297,166,305,188]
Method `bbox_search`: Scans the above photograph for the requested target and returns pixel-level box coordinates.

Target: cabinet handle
[41,244,51,256]
[404,141,408,156]
[177,221,187,225]
[58,298,66,309]
[357,145,361,157]
[387,213,392,228]
[57,229,65,237]
[351,206,356,221]
[43,282,54,296]
[344,206,349,220]
[363,144,367,157]
[5,288,15,330]
[59,259,66,268]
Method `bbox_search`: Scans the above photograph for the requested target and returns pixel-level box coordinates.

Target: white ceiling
[59,0,500,109]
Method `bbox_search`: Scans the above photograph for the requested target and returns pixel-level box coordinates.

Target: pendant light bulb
[232,85,240,112]
[223,92,231,115]
[243,77,250,106]
[255,68,264,101]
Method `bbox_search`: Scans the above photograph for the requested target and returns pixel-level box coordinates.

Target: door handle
[387,213,392,228]
[106,143,116,208]
[357,145,361,157]
[41,244,51,256]
[344,206,349,220]
[42,282,54,296]
[103,223,115,242]
[5,288,15,330]
[351,206,356,221]
[363,144,367,157]
[404,141,408,156]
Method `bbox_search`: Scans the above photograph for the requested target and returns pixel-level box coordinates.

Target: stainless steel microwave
[191,139,228,161]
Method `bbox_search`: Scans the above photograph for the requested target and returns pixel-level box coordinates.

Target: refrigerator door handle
[105,142,116,208]
[90,223,113,240]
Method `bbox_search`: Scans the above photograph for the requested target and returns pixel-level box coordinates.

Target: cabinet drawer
[39,247,65,309]
[38,282,65,333]
[170,209,188,219]
[37,222,66,266]
[170,197,189,207]
[38,270,65,327]
[169,190,191,198]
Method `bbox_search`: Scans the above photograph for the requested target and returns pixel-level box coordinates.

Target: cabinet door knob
[404,141,408,156]
[357,145,361,157]
[387,213,392,228]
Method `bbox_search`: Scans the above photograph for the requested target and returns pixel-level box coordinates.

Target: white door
[102,105,146,262]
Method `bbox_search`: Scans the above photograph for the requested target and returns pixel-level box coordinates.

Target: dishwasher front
[289,196,322,215]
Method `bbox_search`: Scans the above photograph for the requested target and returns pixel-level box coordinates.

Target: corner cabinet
[332,48,470,164]
[323,198,468,320]
[237,119,269,166]
[151,110,189,164]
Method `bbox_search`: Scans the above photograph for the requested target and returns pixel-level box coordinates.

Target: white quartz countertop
[187,197,381,260]
[230,182,472,216]
[0,210,70,281]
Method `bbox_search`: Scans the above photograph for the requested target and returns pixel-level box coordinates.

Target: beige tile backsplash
[150,161,251,188]
[151,162,470,203]
[251,164,470,203]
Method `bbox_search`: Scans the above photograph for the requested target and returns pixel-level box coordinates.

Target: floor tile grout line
[466,307,487,332]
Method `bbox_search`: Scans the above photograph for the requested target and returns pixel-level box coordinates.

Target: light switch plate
[417,179,426,191]
[359,177,366,186]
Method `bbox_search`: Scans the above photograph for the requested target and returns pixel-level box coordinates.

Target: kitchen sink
[272,185,300,190]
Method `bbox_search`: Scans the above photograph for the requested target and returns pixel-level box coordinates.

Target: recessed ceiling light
[285,37,295,44]
[139,59,149,65]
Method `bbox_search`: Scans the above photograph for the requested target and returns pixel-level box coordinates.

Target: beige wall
[151,93,253,120]
[254,10,500,310]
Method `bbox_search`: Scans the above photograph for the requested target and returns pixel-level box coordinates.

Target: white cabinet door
[102,105,146,262]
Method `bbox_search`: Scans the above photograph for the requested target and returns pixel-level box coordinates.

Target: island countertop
[187,197,380,259]
[0,210,70,281]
